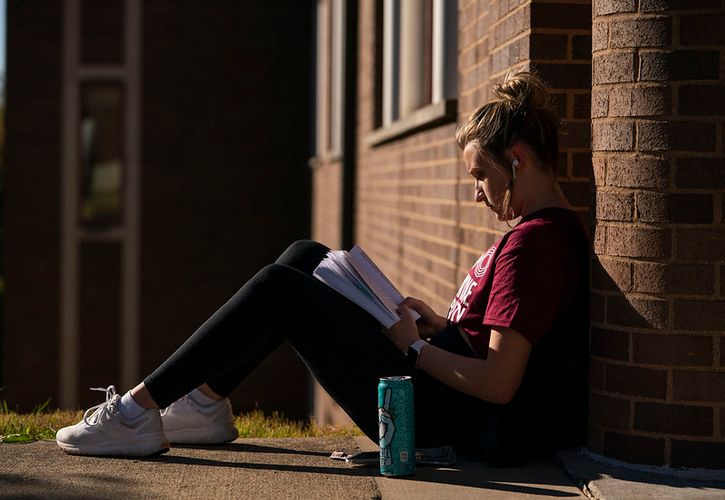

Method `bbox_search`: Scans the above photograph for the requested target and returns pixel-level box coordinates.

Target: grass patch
[0,399,82,444]
[235,410,362,439]
[0,400,361,444]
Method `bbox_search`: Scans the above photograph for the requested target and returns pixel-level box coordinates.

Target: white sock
[189,388,218,406]
[119,392,147,419]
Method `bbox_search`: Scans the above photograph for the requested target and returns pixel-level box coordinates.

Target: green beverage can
[378,376,415,476]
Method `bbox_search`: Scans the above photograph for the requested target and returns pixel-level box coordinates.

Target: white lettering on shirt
[447,244,497,323]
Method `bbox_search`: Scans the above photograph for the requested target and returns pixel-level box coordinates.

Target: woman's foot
[160,394,238,444]
[56,386,170,457]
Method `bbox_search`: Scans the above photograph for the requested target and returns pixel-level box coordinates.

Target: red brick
[572,153,592,178]
[536,63,592,89]
[607,86,671,117]
[607,294,668,329]
[595,0,635,16]
[555,152,568,176]
[593,156,606,186]
[593,51,636,85]
[572,36,592,61]
[603,431,666,465]
[670,122,718,153]
[592,21,609,52]
[676,229,725,261]
[638,51,668,82]
[676,158,725,189]
[640,0,721,10]
[588,425,605,452]
[674,300,725,330]
[560,181,591,208]
[597,191,634,222]
[532,3,591,29]
[671,440,725,468]
[679,85,725,117]
[590,393,631,429]
[674,371,725,402]
[560,121,592,149]
[573,93,591,119]
[590,358,606,392]
[606,363,667,398]
[550,93,567,118]
[593,257,632,291]
[530,33,568,60]
[593,224,606,253]
[605,156,669,189]
[638,50,721,81]
[591,292,606,323]
[606,226,671,259]
[633,262,715,295]
[593,121,634,151]
[633,334,713,366]
[636,192,713,224]
[680,14,725,46]
[592,327,630,360]
[609,18,671,49]
[635,402,713,436]
[592,90,609,118]
[636,121,670,152]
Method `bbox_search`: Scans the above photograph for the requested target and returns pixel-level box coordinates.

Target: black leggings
[144,240,494,452]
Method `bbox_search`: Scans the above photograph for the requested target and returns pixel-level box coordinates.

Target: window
[315,0,346,159]
[370,0,457,144]
[80,83,124,227]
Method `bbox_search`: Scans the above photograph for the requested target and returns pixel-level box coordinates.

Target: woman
[57,71,589,465]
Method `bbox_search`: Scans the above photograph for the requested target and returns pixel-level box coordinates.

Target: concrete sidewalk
[1,437,723,499]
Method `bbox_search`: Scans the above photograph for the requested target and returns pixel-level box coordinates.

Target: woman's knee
[275,239,330,274]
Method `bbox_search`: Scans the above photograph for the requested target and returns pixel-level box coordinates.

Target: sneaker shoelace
[83,385,119,426]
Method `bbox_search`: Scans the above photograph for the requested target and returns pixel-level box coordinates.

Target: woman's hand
[386,305,422,353]
[402,297,447,338]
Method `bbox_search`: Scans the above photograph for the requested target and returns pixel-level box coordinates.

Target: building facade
[311,0,725,468]
[3,0,314,418]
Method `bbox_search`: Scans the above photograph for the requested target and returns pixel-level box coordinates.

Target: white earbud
[511,158,519,181]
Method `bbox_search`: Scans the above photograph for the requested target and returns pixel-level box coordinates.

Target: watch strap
[410,339,428,353]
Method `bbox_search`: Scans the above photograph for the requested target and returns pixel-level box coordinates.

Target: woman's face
[463,143,512,220]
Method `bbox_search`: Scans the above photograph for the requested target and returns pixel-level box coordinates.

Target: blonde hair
[455,70,560,219]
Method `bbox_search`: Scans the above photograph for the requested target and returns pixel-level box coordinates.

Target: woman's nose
[474,181,484,202]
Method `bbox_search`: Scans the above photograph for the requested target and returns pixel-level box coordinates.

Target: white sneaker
[56,385,170,457]
[160,395,238,444]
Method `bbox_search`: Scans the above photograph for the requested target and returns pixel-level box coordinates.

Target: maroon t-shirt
[447,207,588,358]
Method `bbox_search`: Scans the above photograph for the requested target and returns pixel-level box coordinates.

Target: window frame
[367,0,458,147]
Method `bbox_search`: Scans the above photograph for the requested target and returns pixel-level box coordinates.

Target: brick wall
[140,1,313,419]
[591,0,725,468]
[311,161,343,249]
[3,0,63,410]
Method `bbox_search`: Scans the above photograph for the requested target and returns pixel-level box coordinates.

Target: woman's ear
[508,143,528,174]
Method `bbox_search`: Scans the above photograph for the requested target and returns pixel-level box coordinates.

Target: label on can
[378,376,415,476]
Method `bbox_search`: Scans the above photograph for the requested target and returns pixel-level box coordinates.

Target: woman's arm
[387,305,531,404]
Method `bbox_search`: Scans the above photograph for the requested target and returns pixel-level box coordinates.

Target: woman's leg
[141,254,411,444]
[200,240,332,398]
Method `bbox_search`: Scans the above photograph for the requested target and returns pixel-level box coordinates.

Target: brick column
[591,0,725,468]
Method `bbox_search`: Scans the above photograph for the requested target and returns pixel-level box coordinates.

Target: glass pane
[80,84,124,227]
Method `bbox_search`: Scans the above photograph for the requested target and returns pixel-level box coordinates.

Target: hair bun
[494,71,549,111]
